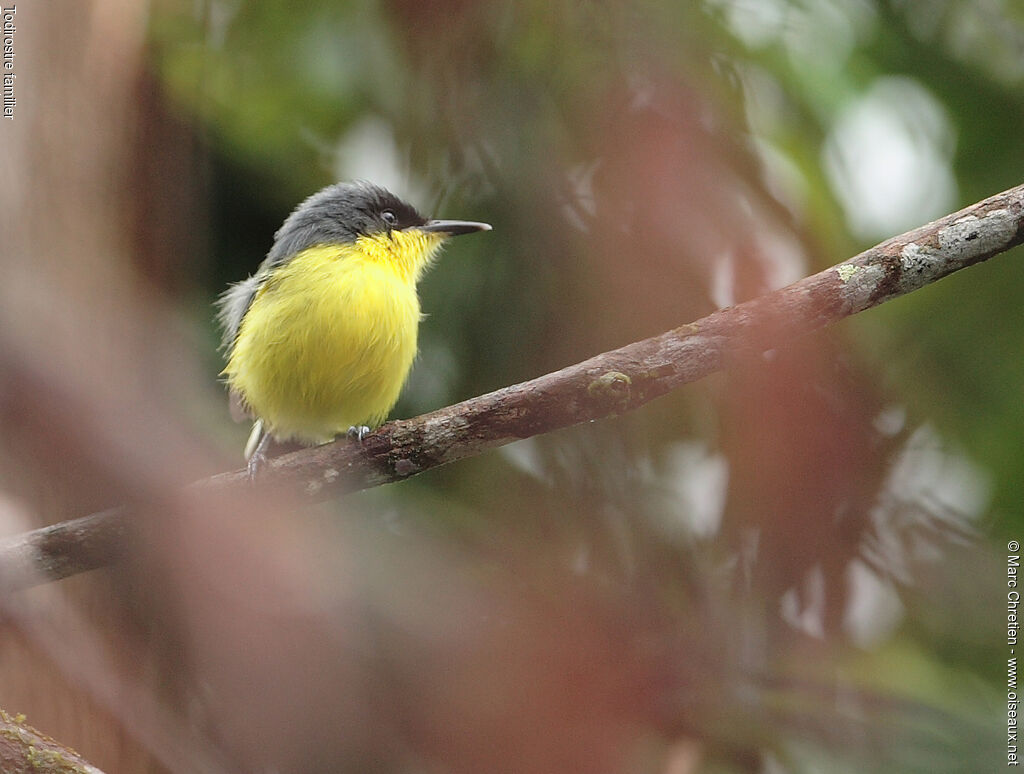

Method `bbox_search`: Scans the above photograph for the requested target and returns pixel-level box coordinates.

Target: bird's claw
[347,425,371,442]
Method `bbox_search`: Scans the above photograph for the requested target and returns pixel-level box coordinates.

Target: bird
[216,181,491,475]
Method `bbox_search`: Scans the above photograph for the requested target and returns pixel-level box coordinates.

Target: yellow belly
[223,244,421,444]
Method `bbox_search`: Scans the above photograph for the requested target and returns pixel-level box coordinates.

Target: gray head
[265,181,428,267]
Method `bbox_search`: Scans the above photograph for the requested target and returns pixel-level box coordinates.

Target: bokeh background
[1,1,1022,772]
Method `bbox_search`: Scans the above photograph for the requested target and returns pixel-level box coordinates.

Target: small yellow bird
[217,181,491,474]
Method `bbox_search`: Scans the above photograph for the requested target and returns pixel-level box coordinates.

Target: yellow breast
[223,233,442,444]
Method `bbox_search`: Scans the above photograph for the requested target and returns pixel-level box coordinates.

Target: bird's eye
[381,209,399,227]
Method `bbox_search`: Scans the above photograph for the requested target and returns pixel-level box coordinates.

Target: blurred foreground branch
[3,182,1023,589]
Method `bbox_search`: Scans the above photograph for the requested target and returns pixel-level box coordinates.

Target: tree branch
[4,183,1024,589]
[0,708,107,773]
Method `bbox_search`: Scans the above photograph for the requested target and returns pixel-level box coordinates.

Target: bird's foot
[347,425,371,442]
[246,449,267,481]
[246,426,272,481]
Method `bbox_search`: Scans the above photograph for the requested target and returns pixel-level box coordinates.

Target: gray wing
[212,274,264,423]
[215,273,263,352]
[215,273,265,423]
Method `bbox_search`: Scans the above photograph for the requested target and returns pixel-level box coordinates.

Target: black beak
[417,219,492,236]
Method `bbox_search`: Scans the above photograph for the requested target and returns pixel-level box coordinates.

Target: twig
[3,183,1023,589]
